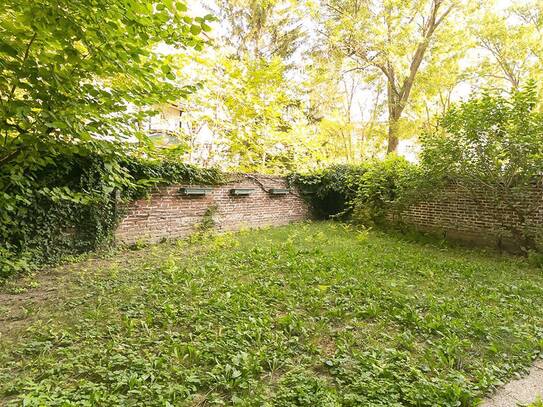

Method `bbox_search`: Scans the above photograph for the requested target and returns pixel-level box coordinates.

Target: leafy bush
[350,156,421,226]
[420,83,543,251]
[289,164,368,219]
[290,156,420,225]
[0,0,216,279]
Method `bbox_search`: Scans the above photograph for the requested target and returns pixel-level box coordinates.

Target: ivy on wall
[0,153,225,279]
[289,156,420,223]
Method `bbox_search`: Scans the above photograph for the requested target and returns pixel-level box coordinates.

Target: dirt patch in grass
[0,240,199,339]
[0,268,69,338]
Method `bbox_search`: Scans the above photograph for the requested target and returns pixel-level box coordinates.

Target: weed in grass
[526,397,543,407]
[1,222,543,406]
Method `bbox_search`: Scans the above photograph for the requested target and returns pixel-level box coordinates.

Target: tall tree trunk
[383,0,453,154]
[387,115,400,154]
[386,79,403,154]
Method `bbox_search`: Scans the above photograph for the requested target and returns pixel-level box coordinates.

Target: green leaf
[0,42,18,57]
[176,2,188,12]
[190,25,201,35]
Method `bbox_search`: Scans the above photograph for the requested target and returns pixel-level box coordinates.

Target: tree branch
[7,32,37,103]
[399,1,454,105]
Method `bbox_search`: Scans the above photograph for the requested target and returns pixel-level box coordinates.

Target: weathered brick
[115,175,310,244]
[399,184,543,250]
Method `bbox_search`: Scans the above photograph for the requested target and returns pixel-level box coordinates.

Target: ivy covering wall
[0,153,224,278]
[289,156,420,223]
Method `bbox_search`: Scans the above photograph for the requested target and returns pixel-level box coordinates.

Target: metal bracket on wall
[268,188,290,195]
[230,188,255,196]
[179,187,213,196]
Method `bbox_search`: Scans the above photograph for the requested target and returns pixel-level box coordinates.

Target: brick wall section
[399,184,543,249]
[115,174,310,244]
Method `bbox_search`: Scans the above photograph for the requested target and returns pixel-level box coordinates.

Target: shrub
[351,156,421,226]
[290,156,420,225]
[289,164,368,219]
[0,152,224,279]
[420,83,543,252]
[0,0,213,279]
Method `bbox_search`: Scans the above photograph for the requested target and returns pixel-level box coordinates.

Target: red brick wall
[115,174,310,244]
[399,184,543,249]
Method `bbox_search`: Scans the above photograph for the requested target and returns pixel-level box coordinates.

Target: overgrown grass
[1,222,543,406]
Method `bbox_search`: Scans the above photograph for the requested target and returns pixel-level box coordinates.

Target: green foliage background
[292,85,543,253]
[0,0,219,279]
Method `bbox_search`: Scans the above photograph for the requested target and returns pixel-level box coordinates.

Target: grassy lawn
[1,222,543,406]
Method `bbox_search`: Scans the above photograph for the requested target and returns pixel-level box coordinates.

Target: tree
[206,0,306,60]
[303,57,388,163]
[0,0,209,242]
[471,1,542,91]
[420,84,543,250]
[317,0,462,153]
[176,50,321,173]
[169,0,321,173]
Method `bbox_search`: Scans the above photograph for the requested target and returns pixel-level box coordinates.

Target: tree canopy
[0,0,211,210]
[158,0,543,172]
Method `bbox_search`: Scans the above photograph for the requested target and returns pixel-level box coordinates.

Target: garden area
[2,0,543,406]
[2,222,543,406]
